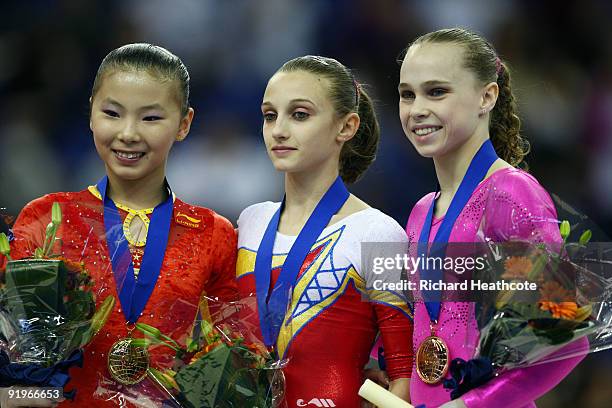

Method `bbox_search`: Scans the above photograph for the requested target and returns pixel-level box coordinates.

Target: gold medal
[416,324,449,384]
[107,333,149,385]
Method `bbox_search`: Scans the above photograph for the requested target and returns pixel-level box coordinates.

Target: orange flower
[189,340,223,363]
[539,301,578,320]
[58,257,86,274]
[246,342,268,356]
[539,281,574,303]
[502,256,533,280]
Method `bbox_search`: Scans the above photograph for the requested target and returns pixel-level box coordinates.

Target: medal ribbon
[97,176,173,324]
[418,139,498,322]
[254,176,350,347]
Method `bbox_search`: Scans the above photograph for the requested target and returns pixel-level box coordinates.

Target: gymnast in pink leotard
[398,28,587,408]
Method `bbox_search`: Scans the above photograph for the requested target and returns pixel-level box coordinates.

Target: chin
[409,142,438,159]
[107,167,149,182]
[269,159,295,173]
[269,160,285,169]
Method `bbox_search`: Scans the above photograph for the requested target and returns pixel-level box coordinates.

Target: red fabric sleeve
[206,213,238,303]
[373,302,414,380]
[10,195,55,260]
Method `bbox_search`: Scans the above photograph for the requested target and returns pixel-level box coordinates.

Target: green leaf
[51,202,62,226]
[0,233,11,260]
[149,367,178,390]
[136,322,162,339]
[532,323,575,345]
[176,343,231,407]
[175,344,272,408]
[159,332,182,349]
[559,220,571,240]
[574,304,592,322]
[134,323,183,352]
[579,230,592,245]
[65,290,95,321]
[130,338,150,348]
[528,253,547,281]
[200,319,215,345]
[90,295,116,338]
[42,221,58,257]
[4,259,67,364]
[186,338,199,353]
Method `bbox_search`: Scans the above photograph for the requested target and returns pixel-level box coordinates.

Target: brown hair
[278,56,380,183]
[403,28,529,167]
[91,43,190,116]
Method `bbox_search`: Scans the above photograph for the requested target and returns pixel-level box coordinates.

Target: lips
[271,145,297,151]
[271,145,297,156]
[412,126,442,136]
[113,149,145,163]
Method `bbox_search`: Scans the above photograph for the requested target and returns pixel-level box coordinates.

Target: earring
[480,108,487,116]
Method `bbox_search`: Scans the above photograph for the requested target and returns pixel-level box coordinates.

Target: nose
[117,117,141,143]
[270,116,289,141]
[409,96,430,121]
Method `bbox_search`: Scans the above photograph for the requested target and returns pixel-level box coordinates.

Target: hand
[361,369,389,408]
[360,368,389,408]
[388,377,410,402]
[0,387,63,407]
[363,368,390,387]
[439,398,468,408]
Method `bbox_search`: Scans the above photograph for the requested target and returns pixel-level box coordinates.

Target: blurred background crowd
[0,0,611,406]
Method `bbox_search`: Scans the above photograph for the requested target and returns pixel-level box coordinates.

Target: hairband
[353,79,361,107]
[495,57,503,76]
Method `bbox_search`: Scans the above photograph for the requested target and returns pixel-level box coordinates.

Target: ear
[479,82,499,117]
[336,112,360,143]
[176,107,195,141]
[89,97,94,131]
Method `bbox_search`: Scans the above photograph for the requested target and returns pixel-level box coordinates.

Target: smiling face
[90,69,193,185]
[398,42,491,159]
[261,70,346,177]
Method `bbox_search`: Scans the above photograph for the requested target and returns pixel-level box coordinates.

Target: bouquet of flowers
[442,220,612,399]
[0,202,115,396]
[132,296,287,408]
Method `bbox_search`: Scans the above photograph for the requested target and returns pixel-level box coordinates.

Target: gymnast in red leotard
[236,55,413,407]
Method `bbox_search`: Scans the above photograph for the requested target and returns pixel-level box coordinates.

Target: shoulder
[18,190,89,218]
[345,208,408,243]
[405,192,436,233]
[24,191,82,208]
[411,192,437,215]
[237,201,280,230]
[13,191,92,243]
[489,167,545,190]
[480,168,560,242]
[485,168,555,209]
[174,198,235,233]
[236,202,280,248]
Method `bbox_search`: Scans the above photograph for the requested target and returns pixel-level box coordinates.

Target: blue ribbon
[418,140,498,322]
[0,349,83,400]
[443,357,495,400]
[97,176,173,324]
[254,176,350,347]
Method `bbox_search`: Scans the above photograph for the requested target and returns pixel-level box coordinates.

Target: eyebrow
[101,98,166,111]
[398,80,451,89]
[261,98,316,108]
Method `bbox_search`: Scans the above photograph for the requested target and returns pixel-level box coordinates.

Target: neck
[283,162,340,221]
[106,168,168,210]
[433,132,489,196]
